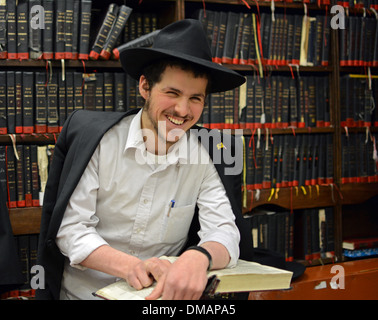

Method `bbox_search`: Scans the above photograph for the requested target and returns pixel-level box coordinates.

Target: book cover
[94,257,293,300]
[78,0,92,60]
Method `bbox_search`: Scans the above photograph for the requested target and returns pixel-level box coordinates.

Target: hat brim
[119,47,246,93]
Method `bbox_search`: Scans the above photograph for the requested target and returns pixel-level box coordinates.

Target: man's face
[140,65,208,153]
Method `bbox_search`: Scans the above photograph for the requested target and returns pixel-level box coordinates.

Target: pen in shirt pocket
[167,200,175,217]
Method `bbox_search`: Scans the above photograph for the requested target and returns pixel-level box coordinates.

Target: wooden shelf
[9,207,42,235]
[0,133,58,144]
[0,59,122,69]
[340,182,378,205]
[242,184,340,213]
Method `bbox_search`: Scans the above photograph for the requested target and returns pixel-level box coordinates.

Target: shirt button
[143,199,148,204]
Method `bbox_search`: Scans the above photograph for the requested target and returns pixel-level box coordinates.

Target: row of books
[201,75,330,130]
[342,236,378,259]
[341,132,378,184]
[0,71,142,135]
[340,75,378,127]
[0,0,92,60]
[337,0,378,9]
[0,234,38,299]
[0,1,158,61]
[244,133,334,190]
[198,10,330,67]
[339,16,378,67]
[246,206,335,262]
[0,144,53,208]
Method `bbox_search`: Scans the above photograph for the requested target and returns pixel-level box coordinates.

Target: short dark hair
[141,58,212,95]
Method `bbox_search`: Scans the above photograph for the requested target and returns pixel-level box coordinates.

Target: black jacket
[36,109,254,300]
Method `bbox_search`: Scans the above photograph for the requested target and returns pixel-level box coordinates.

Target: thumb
[145,274,166,300]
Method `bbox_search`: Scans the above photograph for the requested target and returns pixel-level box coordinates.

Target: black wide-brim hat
[117,19,246,93]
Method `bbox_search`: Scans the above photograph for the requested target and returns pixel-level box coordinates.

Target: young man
[36,19,246,300]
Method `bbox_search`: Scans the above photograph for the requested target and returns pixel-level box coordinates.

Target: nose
[174,97,190,117]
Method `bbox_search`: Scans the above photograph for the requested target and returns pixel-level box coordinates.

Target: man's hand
[145,249,209,300]
[126,257,171,290]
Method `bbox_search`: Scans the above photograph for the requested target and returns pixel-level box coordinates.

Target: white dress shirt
[56,109,240,300]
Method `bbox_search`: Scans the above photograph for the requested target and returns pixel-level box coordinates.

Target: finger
[145,273,166,300]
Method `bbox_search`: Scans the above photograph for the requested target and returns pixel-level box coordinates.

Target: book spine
[6,71,15,134]
[100,5,132,60]
[64,0,74,59]
[47,73,59,133]
[7,0,17,59]
[15,72,23,133]
[30,145,40,206]
[55,0,66,59]
[6,146,17,208]
[42,0,54,59]
[73,72,83,110]
[89,3,118,60]
[65,72,74,117]
[29,0,43,59]
[16,145,25,207]
[83,73,96,110]
[23,145,32,207]
[35,72,47,133]
[94,73,104,111]
[22,72,34,134]
[103,72,114,112]
[213,11,227,64]
[58,73,66,130]
[71,0,80,60]
[114,73,126,112]
[0,71,6,134]
[0,0,7,58]
[78,0,92,60]
[17,0,29,59]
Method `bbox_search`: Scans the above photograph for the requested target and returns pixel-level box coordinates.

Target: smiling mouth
[167,115,185,125]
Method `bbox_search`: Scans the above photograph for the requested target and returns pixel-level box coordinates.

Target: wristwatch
[186,246,213,271]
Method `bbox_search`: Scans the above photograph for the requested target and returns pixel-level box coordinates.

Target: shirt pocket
[160,204,196,244]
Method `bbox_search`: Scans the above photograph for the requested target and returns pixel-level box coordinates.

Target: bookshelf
[1,1,378,299]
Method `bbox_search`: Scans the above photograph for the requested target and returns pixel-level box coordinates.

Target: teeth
[167,116,184,125]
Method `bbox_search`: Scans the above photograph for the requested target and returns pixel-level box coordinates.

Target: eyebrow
[163,86,206,98]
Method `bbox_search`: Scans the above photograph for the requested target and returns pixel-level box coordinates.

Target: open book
[94,257,293,300]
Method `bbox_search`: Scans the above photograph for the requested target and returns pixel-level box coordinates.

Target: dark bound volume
[114,73,126,112]
[42,0,54,60]
[0,0,7,58]
[7,0,17,59]
[100,5,132,60]
[222,12,239,64]
[64,0,74,59]
[73,72,83,110]
[17,0,29,59]
[71,0,80,60]
[65,72,74,117]
[83,73,96,110]
[89,3,119,60]
[55,0,66,59]
[0,71,6,134]
[30,145,39,206]
[47,73,59,133]
[35,72,47,133]
[95,73,104,111]
[213,11,227,64]
[58,73,67,130]
[29,0,43,59]
[16,145,25,207]
[23,145,32,207]
[103,72,114,112]
[6,146,17,208]
[6,71,16,134]
[15,72,23,134]
[232,13,245,65]
[22,72,34,133]
[78,0,92,60]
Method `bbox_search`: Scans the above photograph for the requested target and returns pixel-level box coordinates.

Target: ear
[139,75,150,100]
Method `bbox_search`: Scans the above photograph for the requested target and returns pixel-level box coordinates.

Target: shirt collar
[124,108,190,165]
